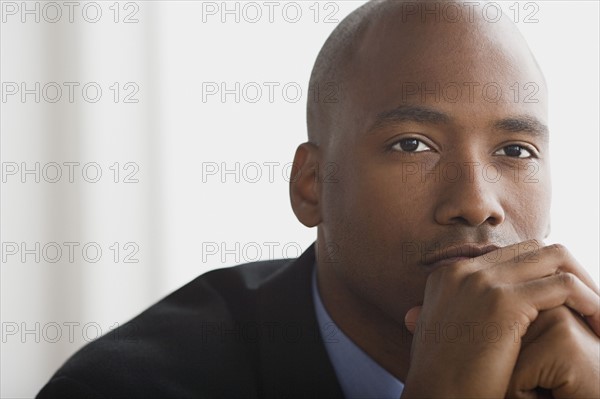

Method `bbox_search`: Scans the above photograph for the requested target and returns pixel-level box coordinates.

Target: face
[315,10,551,326]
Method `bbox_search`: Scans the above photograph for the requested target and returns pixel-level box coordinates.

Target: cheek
[320,164,429,296]
[503,167,552,238]
[329,164,430,241]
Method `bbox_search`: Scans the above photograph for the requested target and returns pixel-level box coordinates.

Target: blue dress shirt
[311,263,405,399]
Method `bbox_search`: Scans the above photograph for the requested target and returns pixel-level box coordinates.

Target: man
[38,0,600,398]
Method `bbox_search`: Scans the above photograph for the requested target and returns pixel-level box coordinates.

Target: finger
[518,307,568,345]
[517,272,600,337]
[507,307,595,399]
[506,386,543,399]
[486,243,600,297]
[457,239,542,273]
[404,306,421,334]
[507,314,558,398]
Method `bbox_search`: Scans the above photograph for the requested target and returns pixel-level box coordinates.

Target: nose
[433,162,505,227]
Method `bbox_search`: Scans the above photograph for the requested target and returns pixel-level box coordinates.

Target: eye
[391,138,432,153]
[494,144,535,159]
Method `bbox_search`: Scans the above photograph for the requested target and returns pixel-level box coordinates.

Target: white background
[1,1,598,397]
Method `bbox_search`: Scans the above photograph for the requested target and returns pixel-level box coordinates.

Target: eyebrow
[370,105,450,131]
[493,116,548,138]
[369,105,548,139]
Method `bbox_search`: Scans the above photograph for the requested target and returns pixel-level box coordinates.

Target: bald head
[306,0,546,149]
[306,0,379,146]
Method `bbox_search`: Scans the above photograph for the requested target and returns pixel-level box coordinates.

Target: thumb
[404,305,422,334]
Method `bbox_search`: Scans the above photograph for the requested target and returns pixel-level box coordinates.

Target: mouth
[424,244,500,269]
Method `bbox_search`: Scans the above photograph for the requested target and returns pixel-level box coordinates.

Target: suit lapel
[254,242,344,398]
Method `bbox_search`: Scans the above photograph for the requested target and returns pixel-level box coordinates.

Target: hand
[405,306,600,399]
[507,306,600,399]
[400,241,600,398]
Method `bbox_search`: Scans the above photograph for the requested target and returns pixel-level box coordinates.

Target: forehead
[337,7,548,140]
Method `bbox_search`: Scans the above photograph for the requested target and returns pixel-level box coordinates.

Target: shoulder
[37,257,296,398]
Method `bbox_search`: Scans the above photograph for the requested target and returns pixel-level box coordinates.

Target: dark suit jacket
[37,243,345,398]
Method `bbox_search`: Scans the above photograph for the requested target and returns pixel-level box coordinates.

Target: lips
[424,244,499,268]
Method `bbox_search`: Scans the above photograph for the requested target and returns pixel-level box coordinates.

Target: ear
[290,142,322,227]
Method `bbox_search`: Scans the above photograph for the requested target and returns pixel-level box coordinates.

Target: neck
[315,259,413,382]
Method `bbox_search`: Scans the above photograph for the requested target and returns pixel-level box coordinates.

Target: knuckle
[521,249,539,264]
[465,269,490,287]
[548,243,567,256]
[557,271,576,288]
[434,263,463,282]
[427,267,449,287]
[428,265,445,281]
[486,284,509,311]
[547,309,581,340]
[544,306,571,324]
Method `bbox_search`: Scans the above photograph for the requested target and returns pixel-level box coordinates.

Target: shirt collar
[311,262,405,399]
